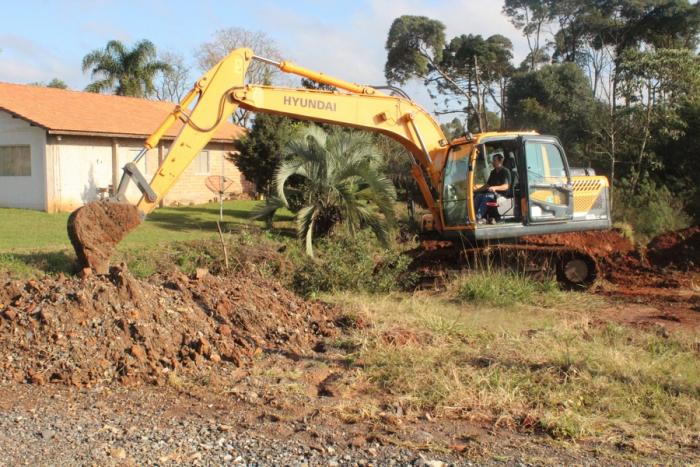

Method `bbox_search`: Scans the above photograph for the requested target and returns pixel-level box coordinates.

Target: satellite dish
[205,175,234,195]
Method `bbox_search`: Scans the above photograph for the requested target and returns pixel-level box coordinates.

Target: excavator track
[67,201,142,274]
[408,237,600,290]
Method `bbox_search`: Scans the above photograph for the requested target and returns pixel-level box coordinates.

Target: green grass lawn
[0,200,295,252]
[0,200,295,276]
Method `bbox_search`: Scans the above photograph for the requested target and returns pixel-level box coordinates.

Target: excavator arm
[68,48,451,273]
[137,48,448,217]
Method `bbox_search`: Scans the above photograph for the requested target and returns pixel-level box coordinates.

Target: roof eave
[47,129,237,144]
[0,107,49,130]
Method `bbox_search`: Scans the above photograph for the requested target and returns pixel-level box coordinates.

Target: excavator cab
[439,133,610,242]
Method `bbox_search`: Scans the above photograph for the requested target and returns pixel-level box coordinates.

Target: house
[0,82,252,212]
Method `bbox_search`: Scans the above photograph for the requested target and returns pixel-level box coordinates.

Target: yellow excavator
[68,48,610,287]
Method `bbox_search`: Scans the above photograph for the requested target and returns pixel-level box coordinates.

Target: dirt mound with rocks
[646,226,699,271]
[521,229,635,259]
[0,266,339,387]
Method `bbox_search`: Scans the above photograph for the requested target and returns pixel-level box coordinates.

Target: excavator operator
[474,152,511,224]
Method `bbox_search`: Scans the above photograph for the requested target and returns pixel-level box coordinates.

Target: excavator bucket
[67,201,142,274]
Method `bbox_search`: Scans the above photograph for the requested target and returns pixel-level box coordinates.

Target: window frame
[0,144,31,177]
[128,148,149,177]
[194,150,211,175]
[441,143,471,227]
[520,136,573,224]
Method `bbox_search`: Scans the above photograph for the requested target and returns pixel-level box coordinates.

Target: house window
[0,145,31,176]
[194,151,210,174]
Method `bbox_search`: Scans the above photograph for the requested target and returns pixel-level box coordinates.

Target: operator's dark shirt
[486,167,511,195]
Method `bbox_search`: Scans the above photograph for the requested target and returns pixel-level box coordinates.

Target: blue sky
[0,0,528,113]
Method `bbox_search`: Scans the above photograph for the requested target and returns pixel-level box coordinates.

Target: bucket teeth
[67,201,141,274]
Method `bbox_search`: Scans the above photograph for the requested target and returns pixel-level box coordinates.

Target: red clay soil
[595,284,700,331]
[67,201,142,275]
[646,226,700,270]
[410,230,640,286]
[521,230,635,259]
[409,229,700,332]
[0,266,339,387]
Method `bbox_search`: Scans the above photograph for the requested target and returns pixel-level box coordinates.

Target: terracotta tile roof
[0,82,244,142]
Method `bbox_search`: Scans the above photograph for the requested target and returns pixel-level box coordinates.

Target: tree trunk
[473,56,485,132]
[609,128,616,212]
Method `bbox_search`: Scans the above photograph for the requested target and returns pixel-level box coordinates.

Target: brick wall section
[159,141,253,206]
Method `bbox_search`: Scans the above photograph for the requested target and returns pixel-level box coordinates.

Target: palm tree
[253,126,397,256]
[82,40,171,97]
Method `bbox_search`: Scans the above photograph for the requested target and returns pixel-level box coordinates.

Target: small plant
[613,221,635,244]
[456,269,560,307]
[290,229,414,296]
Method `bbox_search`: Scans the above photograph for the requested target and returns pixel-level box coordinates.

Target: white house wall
[46,136,246,212]
[47,137,156,212]
[48,136,113,212]
[0,111,47,210]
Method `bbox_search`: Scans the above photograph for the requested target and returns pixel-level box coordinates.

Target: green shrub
[613,221,635,244]
[456,269,560,307]
[0,251,74,278]
[613,179,690,241]
[290,229,415,297]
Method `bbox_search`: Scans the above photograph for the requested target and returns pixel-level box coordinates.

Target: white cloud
[0,0,529,106]
[0,35,83,86]
[245,0,528,119]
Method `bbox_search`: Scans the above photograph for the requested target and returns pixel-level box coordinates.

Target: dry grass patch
[323,290,700,454]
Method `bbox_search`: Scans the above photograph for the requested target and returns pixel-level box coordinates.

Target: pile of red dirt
[646,226,700,271]
[0,266,339,387]
[407,228,699,290]
[524,228,698,288]
[521,230,635,259]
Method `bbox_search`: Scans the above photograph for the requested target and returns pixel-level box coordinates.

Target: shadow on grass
[144,208,295,235]
[170,205,296,222]
[0,250,75,277]
[145,211,245,232]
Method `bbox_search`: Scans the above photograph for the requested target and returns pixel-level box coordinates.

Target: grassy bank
[324,292,700,456]
[0,201,294,277]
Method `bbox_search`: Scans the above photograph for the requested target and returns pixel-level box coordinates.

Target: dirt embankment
[409,227,700,326]
[415,227,699,290]
[0,266,339,387]
[522,230,636,259]
[522,228,700,330]
[646,226,700,271]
